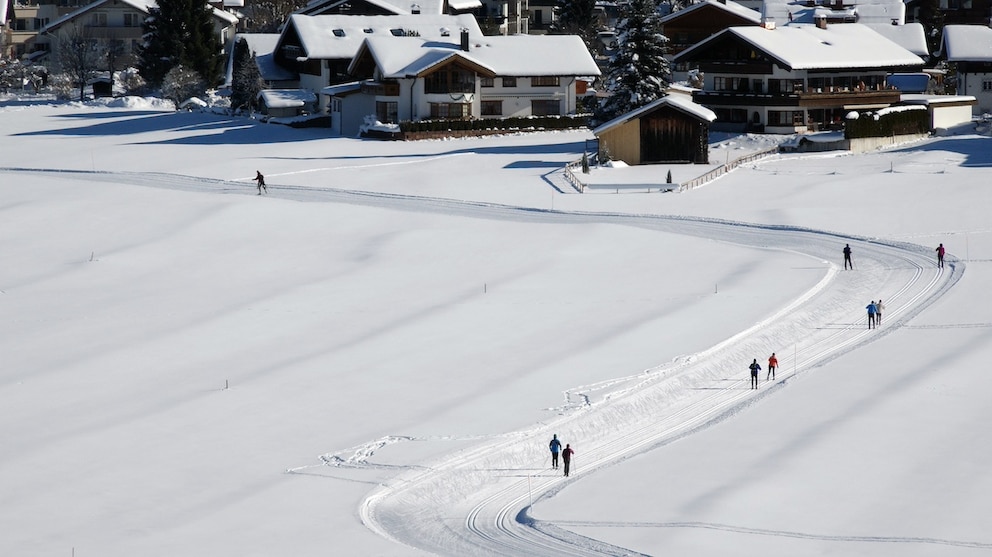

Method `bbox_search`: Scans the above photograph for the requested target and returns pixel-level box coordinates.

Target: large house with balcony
[272,12,482,106]
[673,21,925,133]
[335,31,599,135]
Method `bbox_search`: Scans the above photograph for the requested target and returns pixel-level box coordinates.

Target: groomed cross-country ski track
[5,167,962,556]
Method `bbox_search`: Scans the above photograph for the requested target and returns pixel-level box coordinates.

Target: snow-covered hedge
[399,114,590,134]
[845,106,929,139]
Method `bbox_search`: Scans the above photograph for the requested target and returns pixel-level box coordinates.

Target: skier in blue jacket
[866,301,878,329]
[749,359,761,389]
[549,434,562,469]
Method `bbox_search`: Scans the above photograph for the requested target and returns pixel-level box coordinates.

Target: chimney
[815,15,827,28]
[460,28,469,51]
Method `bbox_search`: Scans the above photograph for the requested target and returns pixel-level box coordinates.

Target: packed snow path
[354,213,960,556]
[2,168,962,555]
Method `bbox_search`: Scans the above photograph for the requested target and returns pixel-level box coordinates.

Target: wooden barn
[593,95,717,165]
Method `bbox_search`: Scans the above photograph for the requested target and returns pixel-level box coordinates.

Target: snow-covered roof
[296,0,446,16]
[675,23,923,71]
[351,34,602,78]
[225,34,298,86]
[660,0,761,25]
[865,23,929,57]
[446,0,483,10]
[284,13,482,60]
[763,0,904,26]
[41,0,238,34]
[942,25,992,62]
[258,89,317,108]
[900,93,977,106]
[593,94,717,136]
[322,81,363,96]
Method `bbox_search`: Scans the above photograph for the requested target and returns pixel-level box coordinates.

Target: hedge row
[399,114,591,133]
[845,109,929,139]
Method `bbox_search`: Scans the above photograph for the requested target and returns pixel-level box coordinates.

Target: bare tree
[161,64,204,108]
[242,0,309,32]
[56,24,106,101]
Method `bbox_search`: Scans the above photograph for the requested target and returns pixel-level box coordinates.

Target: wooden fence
[564,145,781,193]
[678,146,780,191]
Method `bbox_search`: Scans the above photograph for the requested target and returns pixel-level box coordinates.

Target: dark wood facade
[596,99,713,165]
[662,3,761,56]
[640,105,711,163]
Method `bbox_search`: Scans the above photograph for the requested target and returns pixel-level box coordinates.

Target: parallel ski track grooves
[4,169,962,556]
[347,197,961,555]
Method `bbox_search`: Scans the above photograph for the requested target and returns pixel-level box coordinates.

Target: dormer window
[333,29,345,37]
[363,28,373,33]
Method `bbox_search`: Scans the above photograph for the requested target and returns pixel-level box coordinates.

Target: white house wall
[931,103,975,129]
[959,72,992,115]
[298,73,328,112]
[377,76,579,123]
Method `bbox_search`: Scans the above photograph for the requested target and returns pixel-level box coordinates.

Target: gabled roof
[865,23,929,57]
[593,95,717,136]
[226,34,298,86]
[42,0,238,34]
[762,0,905,26]
[258,89,317,108]
[349,34,602,78]
[942,25,992,62]
[350,36,495,78]
[674,23,923,71]
[660,0,761,25]
[295,0,447,16]
[282,13,482,60]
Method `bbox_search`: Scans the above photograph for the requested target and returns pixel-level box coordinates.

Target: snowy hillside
[2,96,991,556]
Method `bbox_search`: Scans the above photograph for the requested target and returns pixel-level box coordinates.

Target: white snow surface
[706,24,924,70]
[942,24,992,62]
[2,96,992,556]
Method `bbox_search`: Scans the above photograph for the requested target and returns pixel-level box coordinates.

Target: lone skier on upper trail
[549,434,561,470]
[255,170,267,195]
[937,243,946,268]
[843,243,853,270]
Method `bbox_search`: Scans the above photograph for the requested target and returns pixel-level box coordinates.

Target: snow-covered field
[2,96,992,556]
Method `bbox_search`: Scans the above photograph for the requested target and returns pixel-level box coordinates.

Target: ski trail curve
[2,167,962,555]
[353,213,961,555]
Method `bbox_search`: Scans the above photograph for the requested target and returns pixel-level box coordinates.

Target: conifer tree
[230,38,264,112]
[917,0,944,65]
[594,0,670,124]
[550,0,599,51]
[138,0,223,88]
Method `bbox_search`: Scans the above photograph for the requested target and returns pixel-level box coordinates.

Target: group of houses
[3,0,991,152]
[242,13,600,135]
